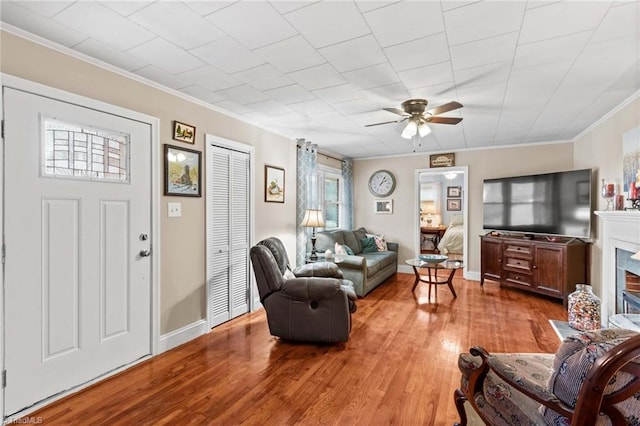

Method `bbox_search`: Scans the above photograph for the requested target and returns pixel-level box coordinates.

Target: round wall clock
[368,170,396,197]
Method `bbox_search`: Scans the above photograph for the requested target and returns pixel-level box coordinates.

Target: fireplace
[595,211,640,325]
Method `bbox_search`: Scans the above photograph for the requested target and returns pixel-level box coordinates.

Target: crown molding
[572,90,640,142]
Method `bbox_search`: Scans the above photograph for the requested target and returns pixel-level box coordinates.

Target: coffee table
[405,258,464,300]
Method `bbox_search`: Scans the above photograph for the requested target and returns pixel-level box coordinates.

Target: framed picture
[447,186,461,198]
[164,144,201,197]
[375,199,393,214]
[265,165,285,203]
[447,198,461,211]
[430,153,455,168]
[173,120,196,144]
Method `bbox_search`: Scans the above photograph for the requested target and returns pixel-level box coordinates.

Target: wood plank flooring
[26,273,566,425]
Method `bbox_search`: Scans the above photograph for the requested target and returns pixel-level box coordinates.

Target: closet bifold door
[207,145,249,328]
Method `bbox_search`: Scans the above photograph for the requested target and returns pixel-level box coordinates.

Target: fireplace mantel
[595,210,640,325]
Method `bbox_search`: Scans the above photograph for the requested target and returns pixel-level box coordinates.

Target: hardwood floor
[27,273,566,425]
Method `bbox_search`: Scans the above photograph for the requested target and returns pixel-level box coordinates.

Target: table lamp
[301,209,325,260]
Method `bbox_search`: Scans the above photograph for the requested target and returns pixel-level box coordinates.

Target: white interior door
[207,144,250,327]
[3,87,152,415]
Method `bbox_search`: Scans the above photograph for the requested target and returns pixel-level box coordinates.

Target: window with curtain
[318,165,343,230]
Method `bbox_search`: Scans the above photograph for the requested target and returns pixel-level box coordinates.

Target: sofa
[314,227,398,297]
[454,328,640,425]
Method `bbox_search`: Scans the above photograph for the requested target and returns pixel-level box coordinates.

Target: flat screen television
[482,169,592,239]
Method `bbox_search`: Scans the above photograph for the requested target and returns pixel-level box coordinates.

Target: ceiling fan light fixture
[418,122,431,137]
[401,119,418,139]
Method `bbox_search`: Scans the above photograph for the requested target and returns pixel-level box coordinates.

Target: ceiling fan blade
[426,101,463,116]
[427,116,463,125]
[364,117,408,127]
[383,107,408,116]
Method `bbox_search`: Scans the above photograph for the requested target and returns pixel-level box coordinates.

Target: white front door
[3,87,152,415]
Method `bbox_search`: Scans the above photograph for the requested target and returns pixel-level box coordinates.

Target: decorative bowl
[418,254,448,264]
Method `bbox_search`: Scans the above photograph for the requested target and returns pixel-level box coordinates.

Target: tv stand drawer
[505,271,533,287]
[504,244,532,257]
[504,257,532,273]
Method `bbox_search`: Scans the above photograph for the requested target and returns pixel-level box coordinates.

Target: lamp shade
[418,122,431,137]
[632,250,640,261]
[401,119,418,139]
[301,209,325,227]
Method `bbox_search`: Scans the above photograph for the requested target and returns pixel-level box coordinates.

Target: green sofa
[314,227,398,297]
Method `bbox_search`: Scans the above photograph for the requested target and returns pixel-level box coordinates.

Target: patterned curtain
[341,158,354,230]
[296,139,318,266]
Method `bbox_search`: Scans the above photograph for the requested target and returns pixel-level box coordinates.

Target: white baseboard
[397,265,413,274]
[158,319,209,353]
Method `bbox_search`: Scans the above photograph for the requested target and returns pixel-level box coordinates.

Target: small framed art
[447,186,462,198]
[265,165,285,203]
[173,120,196,144]
[375,199,393,214]
[447,198,461,211]
[164,144,201,197]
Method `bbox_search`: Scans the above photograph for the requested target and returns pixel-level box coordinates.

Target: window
[318,166,342,230]
[42,117,130,182]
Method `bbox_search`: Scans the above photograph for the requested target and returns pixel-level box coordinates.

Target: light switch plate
[168,202,181,218]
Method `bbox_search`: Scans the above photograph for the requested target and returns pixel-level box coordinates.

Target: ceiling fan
[365,99,463,140]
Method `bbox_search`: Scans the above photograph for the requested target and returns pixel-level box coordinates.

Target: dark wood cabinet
[480,234,590,306]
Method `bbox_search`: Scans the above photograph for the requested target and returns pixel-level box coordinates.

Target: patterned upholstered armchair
[454,328,640,425]
[250,237,357,343]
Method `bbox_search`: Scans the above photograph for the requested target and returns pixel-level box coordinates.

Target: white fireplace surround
[595,211,640,326]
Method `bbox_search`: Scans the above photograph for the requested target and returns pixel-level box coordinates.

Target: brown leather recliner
[250,237,357,343]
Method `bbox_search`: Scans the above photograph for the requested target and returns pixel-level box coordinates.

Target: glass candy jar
[568,284,601,331]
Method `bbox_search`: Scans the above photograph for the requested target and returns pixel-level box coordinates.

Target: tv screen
[482,169,592,238]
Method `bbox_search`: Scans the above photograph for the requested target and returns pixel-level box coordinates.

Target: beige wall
[573,98,640,298]
[0,31,297,334]
[354,143,576,274]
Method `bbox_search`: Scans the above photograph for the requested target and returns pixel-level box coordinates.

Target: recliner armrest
[293,262,343,278]
[280,277,342,301]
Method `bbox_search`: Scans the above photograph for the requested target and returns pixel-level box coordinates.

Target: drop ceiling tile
[590,3,639,43]
[450,32,519,70]
[513,31,591,70]
[288,99,335,115]
[441,1,481,12]
[453,62,511,89]
[99,1,153,17]
[348,110,402,127]
[214,100,253,115]
[184,1,236,16]
[134,66,187,89]
[398,62,453,90]
[519,2,611,44]
[287,63,345,91]
[129,2,226,49]
[206,2,297,49]
[384,33,450,71]
[15,1,74,17]
[312,84,364,104]
[190,37,266,73]
[254,36,326,73]
[364,1,444,47]
[332,96,379,115]
[365,82,411,103]
[53,2,155,50]
[319,35,387,73]
[444,1,525,46]
[503,61,574,107]
[176,66,241,92]
[246,99,293,116]
[0,2,88,47]
[270,1,316,14]
[233,64,293,91]
[127,38,205,74]
[180,85,226,103]
[74,38,148,71]
[217,84,270,105]
[342,63,400,90]
[264,84,316,104]
[355,1,399,13]
[285,1,370,48]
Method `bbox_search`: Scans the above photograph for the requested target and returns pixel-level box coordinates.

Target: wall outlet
[168,202,182,218]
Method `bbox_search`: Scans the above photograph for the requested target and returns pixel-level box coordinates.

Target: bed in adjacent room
[438,215,464,255]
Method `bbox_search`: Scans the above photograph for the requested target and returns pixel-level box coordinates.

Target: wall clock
[368,170,396,197]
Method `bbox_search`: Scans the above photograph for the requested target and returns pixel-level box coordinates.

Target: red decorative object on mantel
[630,182,638,200]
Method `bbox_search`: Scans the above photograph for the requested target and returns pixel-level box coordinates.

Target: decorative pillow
[360,237,378,253]
[334,242,354,255]
[283,268,296,280]
[366,233,388,251]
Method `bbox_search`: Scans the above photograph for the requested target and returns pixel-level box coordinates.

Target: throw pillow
[334,242,354,255]
[366,233,387,251]
[360,237,378,253]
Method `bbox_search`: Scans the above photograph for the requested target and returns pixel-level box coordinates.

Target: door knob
[139,250,151,257]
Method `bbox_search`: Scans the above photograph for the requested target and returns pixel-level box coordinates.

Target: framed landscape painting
[164,144,201,197]
[265,165,285,203]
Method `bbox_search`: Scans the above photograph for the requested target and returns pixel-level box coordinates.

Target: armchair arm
[280,277,342,301]
[335,255,366,270]
[293,262,343,278]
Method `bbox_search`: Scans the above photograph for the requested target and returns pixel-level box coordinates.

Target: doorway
[415,166,469,278]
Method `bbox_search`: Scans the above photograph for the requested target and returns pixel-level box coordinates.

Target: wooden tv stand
[480,233,590,306]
